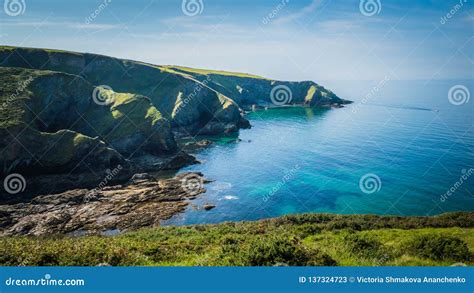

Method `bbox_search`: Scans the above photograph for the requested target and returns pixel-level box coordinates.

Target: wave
[364,103,439,112]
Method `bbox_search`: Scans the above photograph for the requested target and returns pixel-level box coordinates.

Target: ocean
[164,79,474,225]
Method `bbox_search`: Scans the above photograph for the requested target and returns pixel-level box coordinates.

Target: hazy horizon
[1,0,473,82]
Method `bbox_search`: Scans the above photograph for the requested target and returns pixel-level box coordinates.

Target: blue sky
[0,0,472,81]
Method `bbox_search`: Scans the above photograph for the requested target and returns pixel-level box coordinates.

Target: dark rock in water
[203,204,216,211]
[236,139,251,143]
[238,117,252,129]
[0,172,208,236]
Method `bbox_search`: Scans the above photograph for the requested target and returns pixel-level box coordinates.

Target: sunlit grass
[1,213,472,266]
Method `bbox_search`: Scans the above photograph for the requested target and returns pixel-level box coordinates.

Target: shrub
[343,233,391,262]
[404,234,471,262]
[36,252,60,266]
[231,235,336,266]
[294,223,322,238]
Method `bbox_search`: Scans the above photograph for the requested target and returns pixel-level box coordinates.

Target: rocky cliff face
[167,66,349,108]
[0,46,251,136]
[0,46,349,196]
[0,67,174,177]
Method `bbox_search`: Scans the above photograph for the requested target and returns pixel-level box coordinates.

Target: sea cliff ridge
[0,46,350,200]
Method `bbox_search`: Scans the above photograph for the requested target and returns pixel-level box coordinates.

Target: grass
[304,85,317,104]
[1,212,472,266]
[164,65,268,80]
[0,67,36,129]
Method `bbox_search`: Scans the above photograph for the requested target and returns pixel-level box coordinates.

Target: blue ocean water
[164,80,474,225]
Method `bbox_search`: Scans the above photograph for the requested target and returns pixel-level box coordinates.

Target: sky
[0,0,473,81]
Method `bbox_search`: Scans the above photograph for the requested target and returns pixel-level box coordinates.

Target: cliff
[0,46,350,192]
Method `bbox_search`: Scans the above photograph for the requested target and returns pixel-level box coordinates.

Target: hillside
[1,212,472,266]
[0,46,350,195]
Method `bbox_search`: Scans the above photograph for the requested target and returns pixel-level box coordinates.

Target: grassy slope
[0,68,107,169]
[0,46,344,112]
[0,46,254,139]
[1,212,472,266]
[0,66,177,177]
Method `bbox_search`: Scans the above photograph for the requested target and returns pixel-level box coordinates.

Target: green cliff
[0,46,349,181]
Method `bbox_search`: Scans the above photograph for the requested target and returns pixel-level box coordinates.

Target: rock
[161,152,199,170]
[180,139,213,153]
[0,172,208,236]
[238,117,251,129]
[184,139,213,148]
[195,140,213,147]
[130,173,152,183]
[236,139,251,143]
[133,152,199,172]
[203,204,215,211]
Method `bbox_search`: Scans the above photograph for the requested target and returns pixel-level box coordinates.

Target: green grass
[1,212,472,266]
[304,85,317,104]
[0,45,83,56]
[164,65,268,80]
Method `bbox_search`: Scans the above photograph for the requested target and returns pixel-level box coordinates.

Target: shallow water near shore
[163,80,474,226]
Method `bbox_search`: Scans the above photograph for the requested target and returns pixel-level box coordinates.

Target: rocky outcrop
[0,172,208,236]
[168,66,350,108]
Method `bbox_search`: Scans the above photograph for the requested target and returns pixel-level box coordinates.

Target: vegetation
[1,212,472,266]
[403,234,471,262]
[165,65,268,80]
[304,85,317,104]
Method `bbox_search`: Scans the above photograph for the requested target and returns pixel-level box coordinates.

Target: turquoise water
[164,80,474,225]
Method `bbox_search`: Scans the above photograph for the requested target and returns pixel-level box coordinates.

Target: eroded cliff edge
[0,46,350,200]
